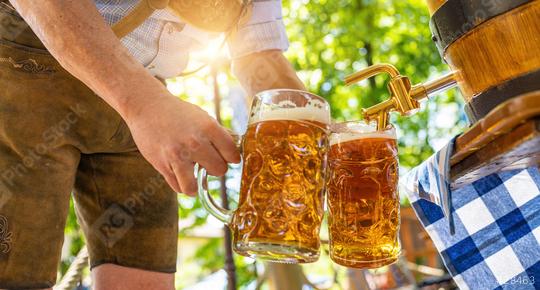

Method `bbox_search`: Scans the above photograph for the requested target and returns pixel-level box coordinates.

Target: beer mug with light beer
[327,121,401,268]
[197,89,330,263]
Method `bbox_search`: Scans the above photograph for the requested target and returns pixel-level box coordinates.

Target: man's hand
[9,0,240,195]
[126,95,240,196]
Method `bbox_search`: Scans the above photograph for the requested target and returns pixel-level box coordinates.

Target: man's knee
[92,263,175,290]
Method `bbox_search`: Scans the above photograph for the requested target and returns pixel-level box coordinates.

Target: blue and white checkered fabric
[402,136,457,234]
[403,140,540,289]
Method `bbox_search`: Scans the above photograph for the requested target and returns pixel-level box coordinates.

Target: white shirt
[94,0,289,79]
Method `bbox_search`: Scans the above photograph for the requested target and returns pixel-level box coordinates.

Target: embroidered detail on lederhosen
[0,56,56,74]
[0,215,12,254]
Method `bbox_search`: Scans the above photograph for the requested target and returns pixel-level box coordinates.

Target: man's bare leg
[92,264,174,290]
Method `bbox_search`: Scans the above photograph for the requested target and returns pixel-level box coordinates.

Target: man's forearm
[232,50,305,96]
[9,0,168,120]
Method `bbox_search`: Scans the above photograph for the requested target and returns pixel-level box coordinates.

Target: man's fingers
[161,167,182,193]
[192,142,229,176]
[172,162,197,196]
[208,126,241,164]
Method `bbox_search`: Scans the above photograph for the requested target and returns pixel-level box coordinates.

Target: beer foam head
[249,98,331,125]
[330,121,396,145]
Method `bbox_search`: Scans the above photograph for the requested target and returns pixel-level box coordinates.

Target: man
[0,0,305,288]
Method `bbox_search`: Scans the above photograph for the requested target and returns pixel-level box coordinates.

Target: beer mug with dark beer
[327,121,401,268]
[197,89,330,263]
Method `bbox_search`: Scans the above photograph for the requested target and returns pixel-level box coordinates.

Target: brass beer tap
[345,63,458,130]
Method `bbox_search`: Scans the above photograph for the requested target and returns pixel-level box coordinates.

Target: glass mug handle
[196,164,233,224]
[195,132,242,224]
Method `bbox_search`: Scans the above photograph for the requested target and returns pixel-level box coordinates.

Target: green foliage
[189,238,257,288]
[192,238,224,271]
[283,0,467,169]
[178,195,210,237]
[60,199,85,276]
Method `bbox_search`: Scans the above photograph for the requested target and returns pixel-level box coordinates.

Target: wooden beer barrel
[430,0,540,122]
[426,0,446,15]
[426,0,540,186]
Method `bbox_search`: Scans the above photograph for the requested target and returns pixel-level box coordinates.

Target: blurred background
[59,0,468,288]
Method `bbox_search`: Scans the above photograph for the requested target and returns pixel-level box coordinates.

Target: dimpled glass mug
[327,121,401,268]
[197,89,330,263]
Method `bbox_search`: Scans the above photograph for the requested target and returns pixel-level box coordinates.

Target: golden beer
[232,118,328,262]
[327,122,400,268]
[198,89,331,263]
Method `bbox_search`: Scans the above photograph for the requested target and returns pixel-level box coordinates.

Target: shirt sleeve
[227,0,289,59]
